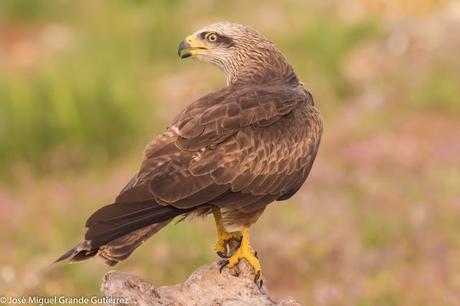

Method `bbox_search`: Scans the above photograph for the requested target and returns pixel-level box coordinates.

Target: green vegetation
[0,0,382,174]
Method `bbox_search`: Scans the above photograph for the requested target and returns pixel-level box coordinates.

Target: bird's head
[178,22,297,85]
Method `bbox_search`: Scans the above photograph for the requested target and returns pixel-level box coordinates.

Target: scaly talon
[221,226,263,287]
[213,210,242,257]
[214,230,242,256]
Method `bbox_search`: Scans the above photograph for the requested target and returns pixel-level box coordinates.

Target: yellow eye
[207,33,217,42]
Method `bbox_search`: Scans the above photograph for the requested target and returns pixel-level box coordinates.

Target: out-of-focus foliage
[1,0,459,305]
[0,0,187,173]
[0,0,376,174]
[1,0,458,175]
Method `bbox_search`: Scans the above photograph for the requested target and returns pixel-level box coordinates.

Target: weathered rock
[101,260,301,306]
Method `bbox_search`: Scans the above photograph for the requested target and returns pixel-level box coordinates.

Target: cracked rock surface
[101,260,301,306]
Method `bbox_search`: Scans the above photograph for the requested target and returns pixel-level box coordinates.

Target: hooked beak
[178,34,208,59]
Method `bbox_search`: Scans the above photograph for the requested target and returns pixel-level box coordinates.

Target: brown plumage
[57,22,322,270]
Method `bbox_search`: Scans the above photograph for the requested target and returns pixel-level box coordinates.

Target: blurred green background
[1,0,459,305]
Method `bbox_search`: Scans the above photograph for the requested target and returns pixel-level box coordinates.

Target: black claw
[216,251,229,258]
[254,271,260,282]
[218,260,229,273]
[254,251,258,258]
[254,271,263,289]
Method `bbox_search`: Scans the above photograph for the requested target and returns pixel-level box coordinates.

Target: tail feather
[55,242,97,263]
[97,221,170,265]
[85,201,189,247]
[56,200,191,265]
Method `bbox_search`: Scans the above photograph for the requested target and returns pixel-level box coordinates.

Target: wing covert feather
[115,84,322,215]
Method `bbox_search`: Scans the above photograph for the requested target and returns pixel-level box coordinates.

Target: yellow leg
[223,226,262,287]
[213,210,242,257]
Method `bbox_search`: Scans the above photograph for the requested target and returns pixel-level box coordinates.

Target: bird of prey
[57,22,323,286]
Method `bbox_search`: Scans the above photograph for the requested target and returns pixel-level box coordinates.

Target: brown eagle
[57,22,323,286]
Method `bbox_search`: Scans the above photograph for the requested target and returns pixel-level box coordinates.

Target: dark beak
[178,39,192,59]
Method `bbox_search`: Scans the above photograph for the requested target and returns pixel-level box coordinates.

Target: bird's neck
[224,48,299,86]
